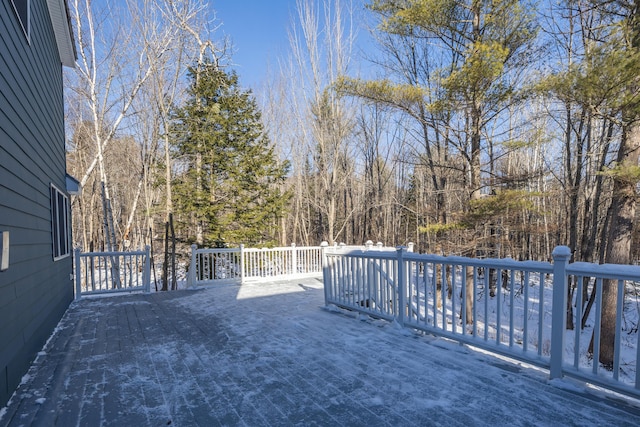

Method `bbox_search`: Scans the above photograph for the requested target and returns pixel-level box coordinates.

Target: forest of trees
[65,0,640,272]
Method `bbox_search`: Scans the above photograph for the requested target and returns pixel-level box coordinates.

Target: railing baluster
[364,258,372,311]
[441,263,447,332]
[496,268,502,346]
[509,269,515,347]
[593,277,604,375]
[350,256,356,306]
[613,279,624,380]
[396,247,405,326]
[451,264,457,335]
[574,275,584,369]
[537,271,544,357]
[126,254,131,288]
[334,254,340,304]
[550,246,571,379]
[431,262,439,328]
[636,317,640,390]
[100,254,105,290]
[378,258,384,315]
[523,270,529,352]
[338,254,345,305]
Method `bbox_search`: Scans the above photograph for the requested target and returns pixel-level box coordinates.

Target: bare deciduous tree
[67,0,222,253]
[285,0,358,244]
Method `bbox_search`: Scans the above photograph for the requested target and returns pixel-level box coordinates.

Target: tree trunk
[162,221,169,292]
[596,0,640,368]
[598,120,640,368]
[170,213,177,291]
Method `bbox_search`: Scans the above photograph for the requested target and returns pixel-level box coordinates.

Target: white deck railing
[189,247,243,285]
[322,245,640,400]
[74,246,151,299]
[73,241,640,399]
[187,244,324,287]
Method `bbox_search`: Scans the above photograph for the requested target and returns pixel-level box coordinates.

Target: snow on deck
[2,277,640,426]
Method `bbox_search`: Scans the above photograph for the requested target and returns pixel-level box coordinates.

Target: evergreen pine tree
[171,65,290,247]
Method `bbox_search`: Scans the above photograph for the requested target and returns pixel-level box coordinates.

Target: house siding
[0,0,73,407]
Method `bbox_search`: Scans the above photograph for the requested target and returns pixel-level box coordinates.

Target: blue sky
[211,1,298,88]
[211,0,375,89]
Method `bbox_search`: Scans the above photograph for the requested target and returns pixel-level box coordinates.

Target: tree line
[65,0,640,264]
[64,0,639,372]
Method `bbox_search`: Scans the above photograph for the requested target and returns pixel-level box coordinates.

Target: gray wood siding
[0,0,73,407]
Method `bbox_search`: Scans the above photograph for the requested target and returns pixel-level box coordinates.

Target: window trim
[10,0,30,43]
[51,184,70,261]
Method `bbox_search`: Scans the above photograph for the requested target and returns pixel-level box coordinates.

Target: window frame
[10,0,30,42]
[50,184,70,261]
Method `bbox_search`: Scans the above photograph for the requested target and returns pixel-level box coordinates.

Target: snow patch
[431,338,468,353]
[356,313,370,322]
[322,304,353,315]
[548,378,586,393]
[391,320,413,336]
[19,374,31,386]
[370,395,384,406]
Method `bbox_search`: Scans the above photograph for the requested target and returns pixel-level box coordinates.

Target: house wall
[0,0,73,407]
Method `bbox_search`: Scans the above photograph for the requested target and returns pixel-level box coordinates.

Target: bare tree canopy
[65,0,640,365]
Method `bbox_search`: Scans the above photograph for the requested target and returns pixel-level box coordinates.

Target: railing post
[188,244,197,288]
[74,247,82,300]
[291,243,297,276]
[321,241,329,305]
[397,246,407,326]
[550,245,571,379]
[240,244,245,283]
[143,245,151,293]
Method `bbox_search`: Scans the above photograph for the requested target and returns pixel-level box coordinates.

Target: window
[51,184,70,260]
[10,0,30,40]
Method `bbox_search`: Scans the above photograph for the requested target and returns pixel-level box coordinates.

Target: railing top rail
[193,247,240,254]
[324,249,398,261]
[76,249,147,257]
[325,249,555,273]
[243,246,321,252]
[568,261,640,281]
[324,245,397,252]
[193,246,324,255]
[404,252,554,272]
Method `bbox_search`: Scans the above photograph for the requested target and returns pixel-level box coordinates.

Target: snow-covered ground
[2,277,640,426]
